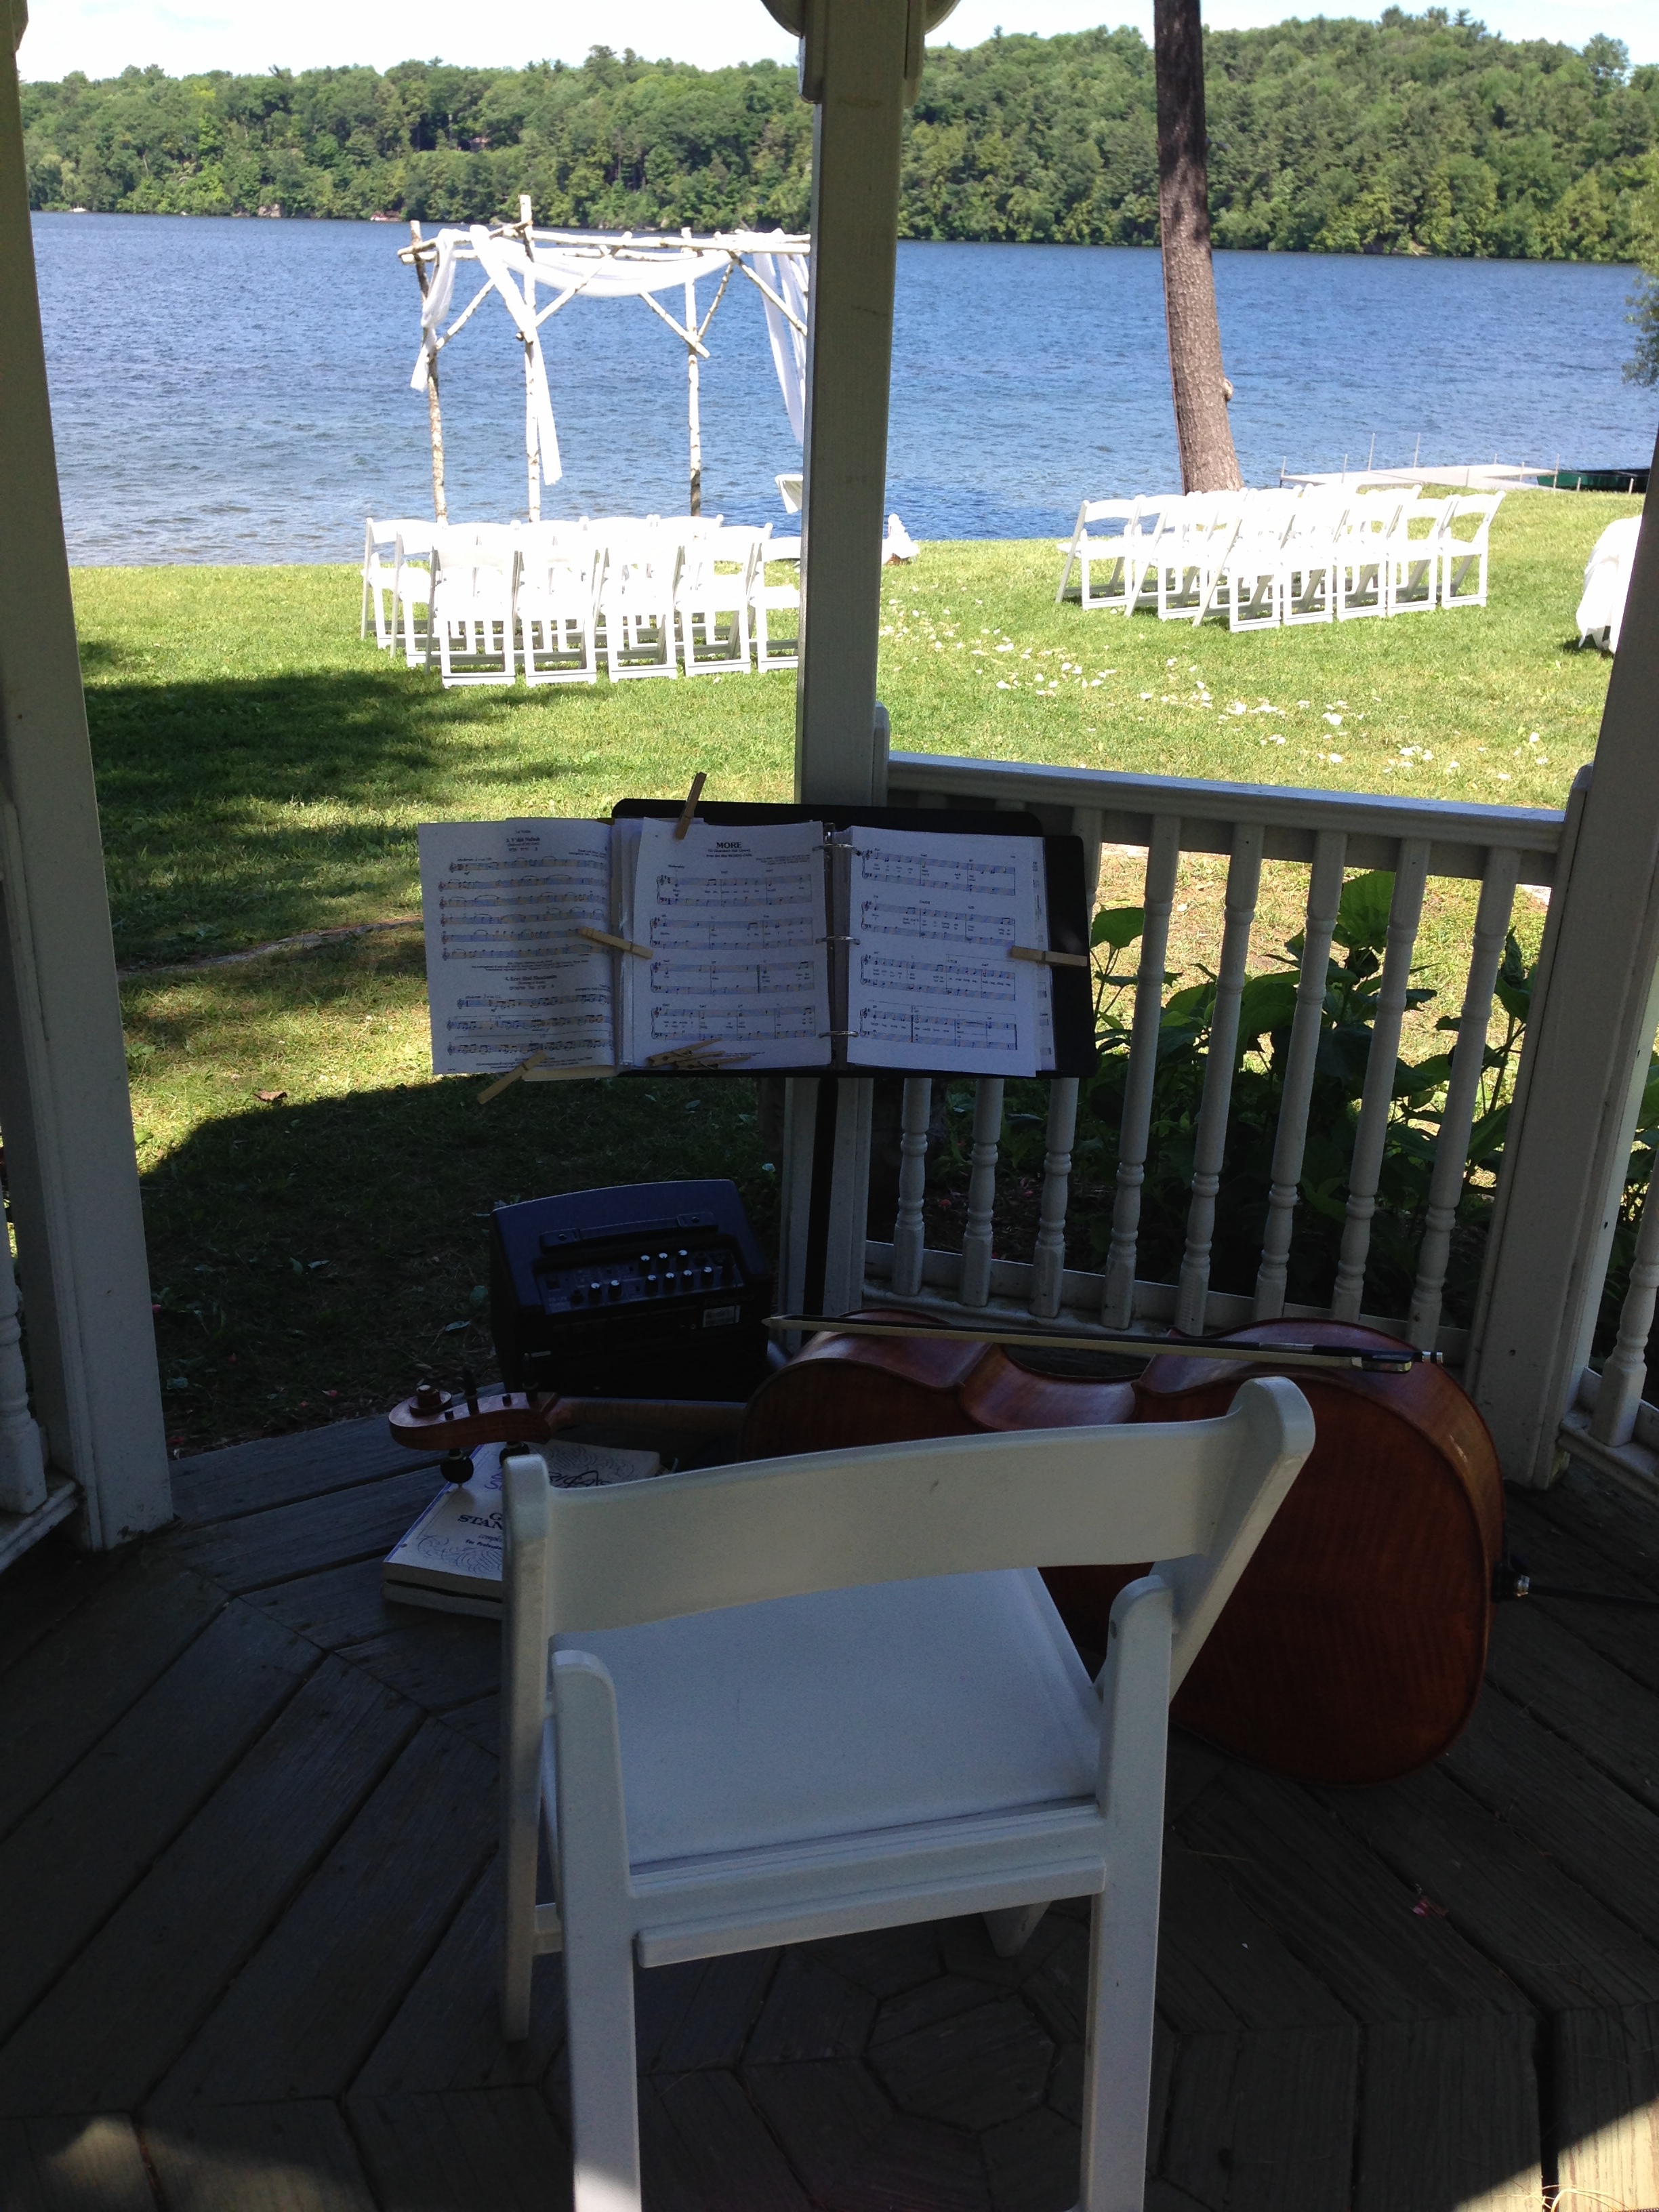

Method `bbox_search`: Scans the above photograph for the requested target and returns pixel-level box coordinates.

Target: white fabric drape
[468,225,562,488]
[752,244,808,447]
[409,227,464,394]
[1577,514,1641,653]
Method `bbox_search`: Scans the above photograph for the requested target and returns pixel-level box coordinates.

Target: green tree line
[21,9,1659,262]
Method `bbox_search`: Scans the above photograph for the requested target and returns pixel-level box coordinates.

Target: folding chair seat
[754,531,801,673]
[500,1380,1314,2212]
[1441,493,1503,611]
[676,526,762,674]
[427,528,519,687]
[1055,499,1142,611]
[516,525,603,687]
[597,529,681,681]
[1157,494,1237,620]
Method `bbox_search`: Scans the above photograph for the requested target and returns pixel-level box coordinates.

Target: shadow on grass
[140,1066,777,1451]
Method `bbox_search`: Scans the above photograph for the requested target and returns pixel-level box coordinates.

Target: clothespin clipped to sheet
[478,1049,552,1105]
[674,773,708,840]
[1008,945,1090,969]
[642,1041,755,1070]
[577,926,651,958]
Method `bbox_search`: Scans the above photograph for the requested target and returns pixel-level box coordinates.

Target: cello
[739,1311,1502,1786]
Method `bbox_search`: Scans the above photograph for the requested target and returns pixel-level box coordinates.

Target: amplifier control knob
[608,1280,621,1299]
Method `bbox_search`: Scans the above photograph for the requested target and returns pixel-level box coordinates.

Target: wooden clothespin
[1009,945,1090,970]
[642,1042,755,1069]
[673,773,708,840]
[478,1050,551,1105]
[577,926,651,958]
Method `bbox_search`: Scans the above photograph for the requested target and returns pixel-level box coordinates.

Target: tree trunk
[1155,0,1242,493]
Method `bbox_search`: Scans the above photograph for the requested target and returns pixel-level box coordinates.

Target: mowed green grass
[78,491,1632,1446]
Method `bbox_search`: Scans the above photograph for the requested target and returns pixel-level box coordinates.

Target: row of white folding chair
[1055,488,1501,629]
[392,522,800,687]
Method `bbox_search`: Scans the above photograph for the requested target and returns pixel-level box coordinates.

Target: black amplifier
[488,1179,773,1401]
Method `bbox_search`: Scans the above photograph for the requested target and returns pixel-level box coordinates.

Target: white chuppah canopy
[402,209,810,523]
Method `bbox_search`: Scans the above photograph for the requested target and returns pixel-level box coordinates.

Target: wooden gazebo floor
[3,1419,1659,2212]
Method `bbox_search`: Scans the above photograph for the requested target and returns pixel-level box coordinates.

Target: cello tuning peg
[440,1447,474,1488]
[413,1376,448,1414]
[460,1364,481,1416]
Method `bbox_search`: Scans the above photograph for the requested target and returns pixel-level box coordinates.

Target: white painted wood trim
[0,1471,77,1576]
[959,1078,1004,1309]
[0,39,171,1553]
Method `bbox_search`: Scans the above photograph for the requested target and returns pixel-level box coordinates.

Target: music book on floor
[419,808,1093,1082]
[382,1439,662,1617]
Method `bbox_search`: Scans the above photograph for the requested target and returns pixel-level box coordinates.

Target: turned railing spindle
[1104,815,1181,1328]
[1589,1162,1659,1448]
[959,1078,1005,1309]
[1030,1077,1080,1318]
[1254,831,1347,1318]
[1332,840,1431,1321]
[1175,823,1265,1336]
[890,1077,933,1299]
[1407,850,1519,1349]
[0,1244,47,1519]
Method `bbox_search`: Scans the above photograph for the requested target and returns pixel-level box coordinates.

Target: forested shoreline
[22,10,1659,262]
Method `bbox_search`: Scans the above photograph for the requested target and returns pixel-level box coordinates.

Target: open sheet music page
[419,819,615,1076]
[620,817,832,1071]
[844,825,1044,1076]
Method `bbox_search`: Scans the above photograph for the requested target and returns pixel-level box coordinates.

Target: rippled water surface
[33,212,1659,562]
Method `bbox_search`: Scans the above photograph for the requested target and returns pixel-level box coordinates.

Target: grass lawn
[74,490,1635,1449]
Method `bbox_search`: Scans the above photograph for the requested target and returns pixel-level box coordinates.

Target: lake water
[32,211,1659,563]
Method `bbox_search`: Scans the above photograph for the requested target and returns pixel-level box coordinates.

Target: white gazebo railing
[864,749,1572,1370]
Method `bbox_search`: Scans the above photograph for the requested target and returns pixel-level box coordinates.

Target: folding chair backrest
[1078,499,1139,537]
[504,1376,1311,1691]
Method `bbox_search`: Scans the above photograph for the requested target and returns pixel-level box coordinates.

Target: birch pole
[520,195,540,522]
[409,220,448,522]
[686,277,703,518]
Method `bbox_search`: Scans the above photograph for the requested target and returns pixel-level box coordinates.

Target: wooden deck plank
[1175,1765,1528,2023]
[0,1601,319,2042]
[1441,1683,1659,1944]
[158,1718,495,2104]
[640,2070,815,2212]
[0,1660,417,2117]
[1502,1494,1659,1694]
[0,1553,226,1842]
[745,1949,878,2065]
[435,1696,501,1757]
[348,2088,572,2212]
[1483,1602,1659,1816]
[867,1992,1055,2133]
[638,1951,779,2073]
[170,1417,438,1528]
[744,2057,991,2211]
[160,1467,447,1595]
[1354,2016,1542,2212]
[144,2102,377,2212]
[1323,1763,1659,2011]
[1154,1839,1354,2034]
[334,1614,502,1715]
[1554,2001,1659,2209]
[245,1560,404,1652]
[980,2104,1079,2212]
[0,1537,121,1681]
[0,2116,155,2212]
[1161,2026,1360,2212]
[352,1860,565,2096]
[1525,1463,1659,1591]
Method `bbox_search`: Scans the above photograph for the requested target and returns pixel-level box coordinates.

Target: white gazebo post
[0,0,172,1555]
[765,0,954,1315]
[1467,444,1659,1485]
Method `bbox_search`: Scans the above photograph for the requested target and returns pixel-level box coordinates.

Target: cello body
[741,1313,1502,1786]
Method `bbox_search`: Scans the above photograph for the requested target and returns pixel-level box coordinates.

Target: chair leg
[983,1902,1049,1958]
[554,1652,642,2212]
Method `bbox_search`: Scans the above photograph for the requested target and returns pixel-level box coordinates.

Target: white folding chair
[362,517,426,648]
[754,530,801,673]
[1441,493,1503,611]
[676,525,762,674]
[427,527,519,687]
[1334,494,1399,621]
[516,524,604,687]
[1382,493,1449,615]
[500,1378,1314,2212]
[1056,499,1143,611]
[382,523,436,665]
[1282,494,1346,625]
[597,527,681,681]
[1157,494,1238,620]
